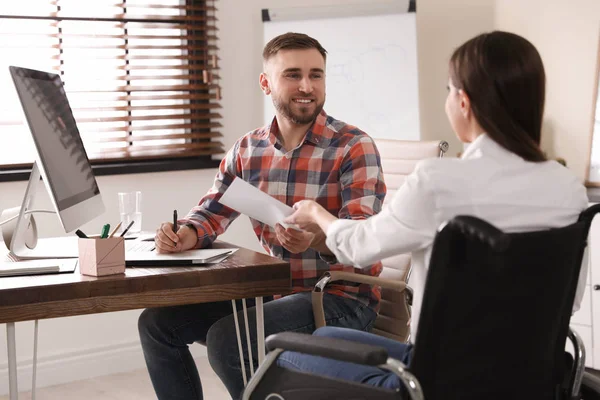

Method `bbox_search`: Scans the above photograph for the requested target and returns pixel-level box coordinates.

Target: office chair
[243,203,600,400]
[313,139,449,343]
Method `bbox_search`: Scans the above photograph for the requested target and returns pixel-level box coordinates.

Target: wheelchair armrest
[582,372,600,400]
[567,328,586,398]
[266,331,389,366]
[312,271,412,329]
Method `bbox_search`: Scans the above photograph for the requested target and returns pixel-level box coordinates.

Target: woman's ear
[259,73,271,95]
[458,89,471,119]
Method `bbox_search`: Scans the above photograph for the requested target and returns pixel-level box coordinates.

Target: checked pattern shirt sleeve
[179,142,243,248]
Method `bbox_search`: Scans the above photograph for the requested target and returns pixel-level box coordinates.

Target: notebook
[8,236,236,267]
[125,248,238,267]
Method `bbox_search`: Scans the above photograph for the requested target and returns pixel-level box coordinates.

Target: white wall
[416,0,495,155]
[494,0,600,180]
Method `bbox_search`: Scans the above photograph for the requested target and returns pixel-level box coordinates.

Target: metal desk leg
[255,297,265,365]
[32,320,38,400]
[231,300,248,386]
[241,299,255,376]
[232,297,266,386]
[7,322,18,400]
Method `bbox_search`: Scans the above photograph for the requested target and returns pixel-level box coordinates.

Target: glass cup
[117,191,142,234]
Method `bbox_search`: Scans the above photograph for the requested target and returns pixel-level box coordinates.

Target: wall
[416,0,495,155]
[494,0,600,180]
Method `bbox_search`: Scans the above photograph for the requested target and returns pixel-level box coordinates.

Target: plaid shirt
[181,110,386,309]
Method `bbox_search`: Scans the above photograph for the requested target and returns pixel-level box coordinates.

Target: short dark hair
[449,31,547,162]
[263,32,327,63]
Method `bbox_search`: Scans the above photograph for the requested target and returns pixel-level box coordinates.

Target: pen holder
[78,237,125,277]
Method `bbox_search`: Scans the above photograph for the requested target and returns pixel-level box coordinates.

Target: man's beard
[272,96,325,125]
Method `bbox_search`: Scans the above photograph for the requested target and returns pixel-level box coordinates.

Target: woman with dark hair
[275,31,588,389]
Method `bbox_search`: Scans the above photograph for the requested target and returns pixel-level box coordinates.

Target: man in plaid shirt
[139,32,386,400]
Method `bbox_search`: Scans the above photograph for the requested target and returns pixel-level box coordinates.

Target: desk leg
[32,319,38,400]
[255,297,265,365]
[231,300,248,386]
[7,322,18,400]
[241,299,255,376]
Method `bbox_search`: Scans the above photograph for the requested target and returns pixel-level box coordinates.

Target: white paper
[0,258,78,276]
[219,178,300,230]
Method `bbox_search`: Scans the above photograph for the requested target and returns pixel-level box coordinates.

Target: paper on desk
[0,258,78,277]
[219,178,300,230]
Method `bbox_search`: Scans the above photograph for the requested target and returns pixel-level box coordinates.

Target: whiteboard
[263,12,420,140]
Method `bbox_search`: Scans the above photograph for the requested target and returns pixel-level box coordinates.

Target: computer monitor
[6,66,105,257]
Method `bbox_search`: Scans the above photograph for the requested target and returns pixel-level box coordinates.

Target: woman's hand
[284,200,338,233]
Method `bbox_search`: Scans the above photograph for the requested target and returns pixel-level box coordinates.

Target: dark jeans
[277,326,413,390]
[138,292,377,400]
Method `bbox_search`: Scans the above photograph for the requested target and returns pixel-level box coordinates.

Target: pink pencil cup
[78,237,126,277]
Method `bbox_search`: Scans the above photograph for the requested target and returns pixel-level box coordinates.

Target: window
[0,0,223,181]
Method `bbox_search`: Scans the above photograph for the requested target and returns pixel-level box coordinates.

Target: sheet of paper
[219,178,299,230]
[0,258,78,276]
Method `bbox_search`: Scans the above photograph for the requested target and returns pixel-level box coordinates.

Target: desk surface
[0,242,291,324]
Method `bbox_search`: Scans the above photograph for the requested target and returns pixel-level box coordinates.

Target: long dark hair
[449,31,547,162]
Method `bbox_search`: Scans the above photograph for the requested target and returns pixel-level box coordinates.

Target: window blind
[0,0,223,169]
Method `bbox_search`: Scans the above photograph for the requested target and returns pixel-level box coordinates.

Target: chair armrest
[315,271,408,291]
[582,372,600,400]
[264,332,425,400]
[567,327,586,398]
[266,331,388,366]
[312,271,412,329]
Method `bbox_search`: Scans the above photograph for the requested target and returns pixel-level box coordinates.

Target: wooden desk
[0,242,291,399]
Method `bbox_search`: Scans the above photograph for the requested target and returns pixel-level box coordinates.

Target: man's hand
[155,223,198,254]
[275,224,315,254]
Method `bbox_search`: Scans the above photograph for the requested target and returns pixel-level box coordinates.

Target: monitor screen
[9,67,100,212]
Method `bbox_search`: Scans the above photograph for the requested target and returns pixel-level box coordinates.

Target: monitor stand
[1,162,77,259]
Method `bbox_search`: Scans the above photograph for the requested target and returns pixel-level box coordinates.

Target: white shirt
[326,134,589,338]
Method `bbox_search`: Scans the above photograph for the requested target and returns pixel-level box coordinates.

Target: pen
[202,250,233,263]
[120,220,135,237]
[173,209,178,234]
[75,229,88,239]
[100,224,110,239]
[108,221,122,238]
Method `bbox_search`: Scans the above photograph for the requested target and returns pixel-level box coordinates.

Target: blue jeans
[138,293,377,400]
[277,326,413,390]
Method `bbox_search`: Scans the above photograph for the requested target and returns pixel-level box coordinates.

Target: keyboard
[125,240,155,252]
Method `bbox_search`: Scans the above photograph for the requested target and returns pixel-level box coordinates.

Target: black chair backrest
[409,205,600,400]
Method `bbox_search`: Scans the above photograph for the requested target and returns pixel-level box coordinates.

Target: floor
[2,361,599,399]
[0,357,229,400]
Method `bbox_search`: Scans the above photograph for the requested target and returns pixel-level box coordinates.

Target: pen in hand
[173,209,178,234]
[172,209,179,249]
